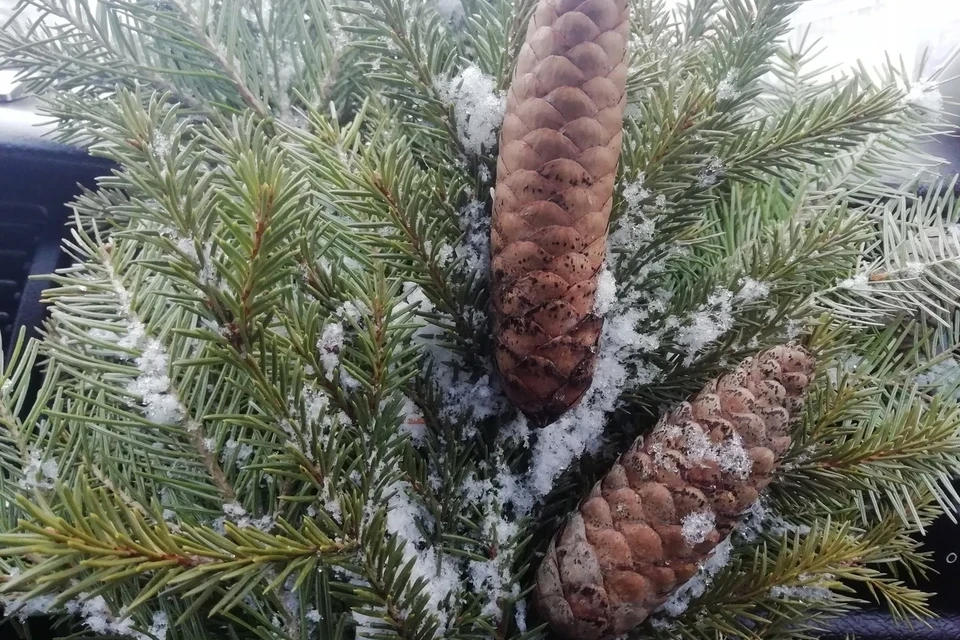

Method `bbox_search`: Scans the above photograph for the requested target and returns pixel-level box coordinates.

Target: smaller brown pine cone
[534,345,816,640]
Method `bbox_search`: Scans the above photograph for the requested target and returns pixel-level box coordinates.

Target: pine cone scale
[493,0,630,426]
[535,346,816,639]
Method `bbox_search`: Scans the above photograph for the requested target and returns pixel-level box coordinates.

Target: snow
[610,216,656,251]
[75,596,120,634]
[606,309,659,353]
[104,259,189,428]
[58,594,168,639]
[434,364,504,428]
[650,414,752,479]
[400,396,428,445]
[681,510,716,545]
[697,157,724,187]
[527,269,660,497]
[119,321,145,350]
[434,0,463,22]
[335,300,364,322]
[612,175,660,259]
[127,337,184,425]
[621,174,651,213]
[435,243,455,268]
[470,560,519,618]
[735,499,769,542]
[915,356,960,396]
[303,385,330,423]
[715,432,752,478]
[317,322,345,381]
[437,66,505,155]
[657,537,734,617]
[384,482,459,629]
[460,473,525,620]
[514,599,528,633]
[491,459,534,516]
[147,611,170,640]
[174,236,198,262]
[18,449,58,490]
[198,243,218,286]
[716,70,740,101]
[768,515,812,538]
[0,582,59,621]
[222,438,254,466]
[305,608,323,623]
[457,199,491,274]
[732,499,812,545]
[736,277,771,303]
[150,131,171,160]
[904,78,943,114]
[770,578,833,602]
[594,266,618,314]
[675,288,734,365]
[322,478,343,521]
[839,273,869,290]
[904,261,926,277]
[223,502,247,518]
[221,502,273,531]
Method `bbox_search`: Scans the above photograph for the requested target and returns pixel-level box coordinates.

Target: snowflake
[222,438,254,466]
[621,174,651,213]
[456,199,491,274]
[437,66,505,154]
[736,277,771,303]
[317,322,345,381]
[146,611,170,640]
[681,510,716,545]
[697,157,724,187]
[18,449,58,490]
[716,69,740,101]
[223,502,247,518]
[838,273,869,290]
[904,78,943,114]
[150,131,172,160]
[904,261,926,277]
[594,265,618,314]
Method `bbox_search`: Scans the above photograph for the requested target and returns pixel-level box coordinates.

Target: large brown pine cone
[534,345,816,639]
[491,0,630,426]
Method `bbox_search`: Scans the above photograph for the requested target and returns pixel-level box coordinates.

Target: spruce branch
[0,0,206,111]
[161,0,269,118]
[340,0,466,160]
[780,379,960,531]
[0,482,355,620]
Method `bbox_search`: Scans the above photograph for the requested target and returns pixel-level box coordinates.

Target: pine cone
[491,0,630,426]
[534,345,816,639]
